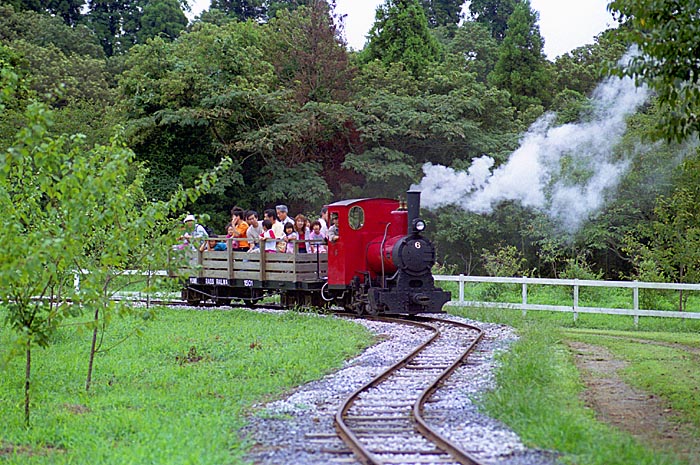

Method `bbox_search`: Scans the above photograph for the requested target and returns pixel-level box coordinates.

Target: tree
[118,22,284,221]
[488,0,551,110]
[86,0,143,56]
[623,153,700,309]
[0,68,232,422]
[0,94,118,425]
[209,0,266,20]
[467,0,517,42]
[552,32,626,98]
[418,0,463,27]
[363,0,441,78]
[6,0,84,25]
[137,0,188,43]
[346,58,519,200]
[445,20,499,83]
[9,41,114,107]
[608,0,700,142]
[0,5,104,58]
[265,1,352,104]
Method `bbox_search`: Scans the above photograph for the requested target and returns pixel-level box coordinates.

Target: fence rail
[434,275,700,325]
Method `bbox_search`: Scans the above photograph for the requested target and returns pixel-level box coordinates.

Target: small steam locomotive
[179,191,450,315]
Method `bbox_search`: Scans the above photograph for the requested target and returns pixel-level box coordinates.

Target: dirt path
[566,341,700,464]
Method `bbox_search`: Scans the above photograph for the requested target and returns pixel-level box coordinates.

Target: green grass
[451,306,700,465]
[0,307,374,464]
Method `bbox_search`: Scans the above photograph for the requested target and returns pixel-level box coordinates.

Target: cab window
[348,206,364,230]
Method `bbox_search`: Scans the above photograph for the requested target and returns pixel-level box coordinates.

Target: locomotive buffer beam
[368,287,450,314]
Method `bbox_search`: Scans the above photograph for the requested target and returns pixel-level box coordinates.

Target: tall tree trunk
[85,305,100,392]
[24,340,31,427]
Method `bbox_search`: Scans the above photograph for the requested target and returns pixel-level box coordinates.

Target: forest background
[2,0,700,285]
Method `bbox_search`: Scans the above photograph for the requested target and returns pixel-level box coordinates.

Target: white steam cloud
[413,66,650,233]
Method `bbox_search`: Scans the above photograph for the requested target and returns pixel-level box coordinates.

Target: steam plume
[413,71,649,232]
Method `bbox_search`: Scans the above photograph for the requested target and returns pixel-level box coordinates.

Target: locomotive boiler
[179,191,450,315]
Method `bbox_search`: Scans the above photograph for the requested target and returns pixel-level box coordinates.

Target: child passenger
[283,222,298,254]
[200,234,227,252]
[308,220,326,253]
[261,219,277,253]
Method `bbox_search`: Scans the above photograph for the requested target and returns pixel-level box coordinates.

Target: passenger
[318,207,329,236]
[327,213,339,243]
[260,219,277,253]
[294,214,309,253]
[225,223,239,249]
[264,208,285,244]
[308,220,327,253]
[283,222,298,253]
[245,210,263,251]
[180,214,208,249]
[230,207,250,251]
[200,234,227,252]
[276,204,294,228]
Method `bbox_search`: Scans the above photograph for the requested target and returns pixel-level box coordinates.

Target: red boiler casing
[326,198,408,287]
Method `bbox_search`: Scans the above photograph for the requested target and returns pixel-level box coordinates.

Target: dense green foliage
[488,0,550,109]
[2,0,700,281]
[609,0,700,142]
[362,0,441,77]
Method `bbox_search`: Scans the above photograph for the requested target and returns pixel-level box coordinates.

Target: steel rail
[334,316,439,465]
[412,316,485,465]
[334,315,488,465]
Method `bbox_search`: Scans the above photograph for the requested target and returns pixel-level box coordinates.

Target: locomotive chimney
[407,190,420,235]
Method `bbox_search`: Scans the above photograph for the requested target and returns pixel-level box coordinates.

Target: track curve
[334,316,486,465]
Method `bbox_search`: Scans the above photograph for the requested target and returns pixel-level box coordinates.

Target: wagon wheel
[243,289,264,308]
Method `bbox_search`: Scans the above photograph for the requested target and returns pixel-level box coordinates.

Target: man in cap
[181,214,208,248]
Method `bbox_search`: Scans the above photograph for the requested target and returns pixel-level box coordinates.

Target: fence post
[633,281,639,328]
[521,281,527,317]
[459,274,465,305]
[573,281,579,322]
[146,268,151,309]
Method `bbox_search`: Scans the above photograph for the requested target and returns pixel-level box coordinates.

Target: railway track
[335,316,486,465]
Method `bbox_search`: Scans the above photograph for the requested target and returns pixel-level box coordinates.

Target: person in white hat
[181,214,208,248]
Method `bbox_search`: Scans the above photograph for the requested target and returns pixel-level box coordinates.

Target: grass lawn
[451,306,700,465]
[0,307,374,464]
[4,299,699,465]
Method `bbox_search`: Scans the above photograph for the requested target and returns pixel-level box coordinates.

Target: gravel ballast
[242,312,561,465]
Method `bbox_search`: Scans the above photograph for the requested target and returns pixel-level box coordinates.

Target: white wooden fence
[434,275,700,325]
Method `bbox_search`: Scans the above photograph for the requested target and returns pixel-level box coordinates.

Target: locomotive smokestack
[407,190,420,235]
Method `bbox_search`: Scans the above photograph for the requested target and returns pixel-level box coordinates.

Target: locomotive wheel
[186,298,201,306]
[216,298,232,307]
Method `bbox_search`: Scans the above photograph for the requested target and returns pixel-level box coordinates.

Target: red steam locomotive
[179,191,450,315]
